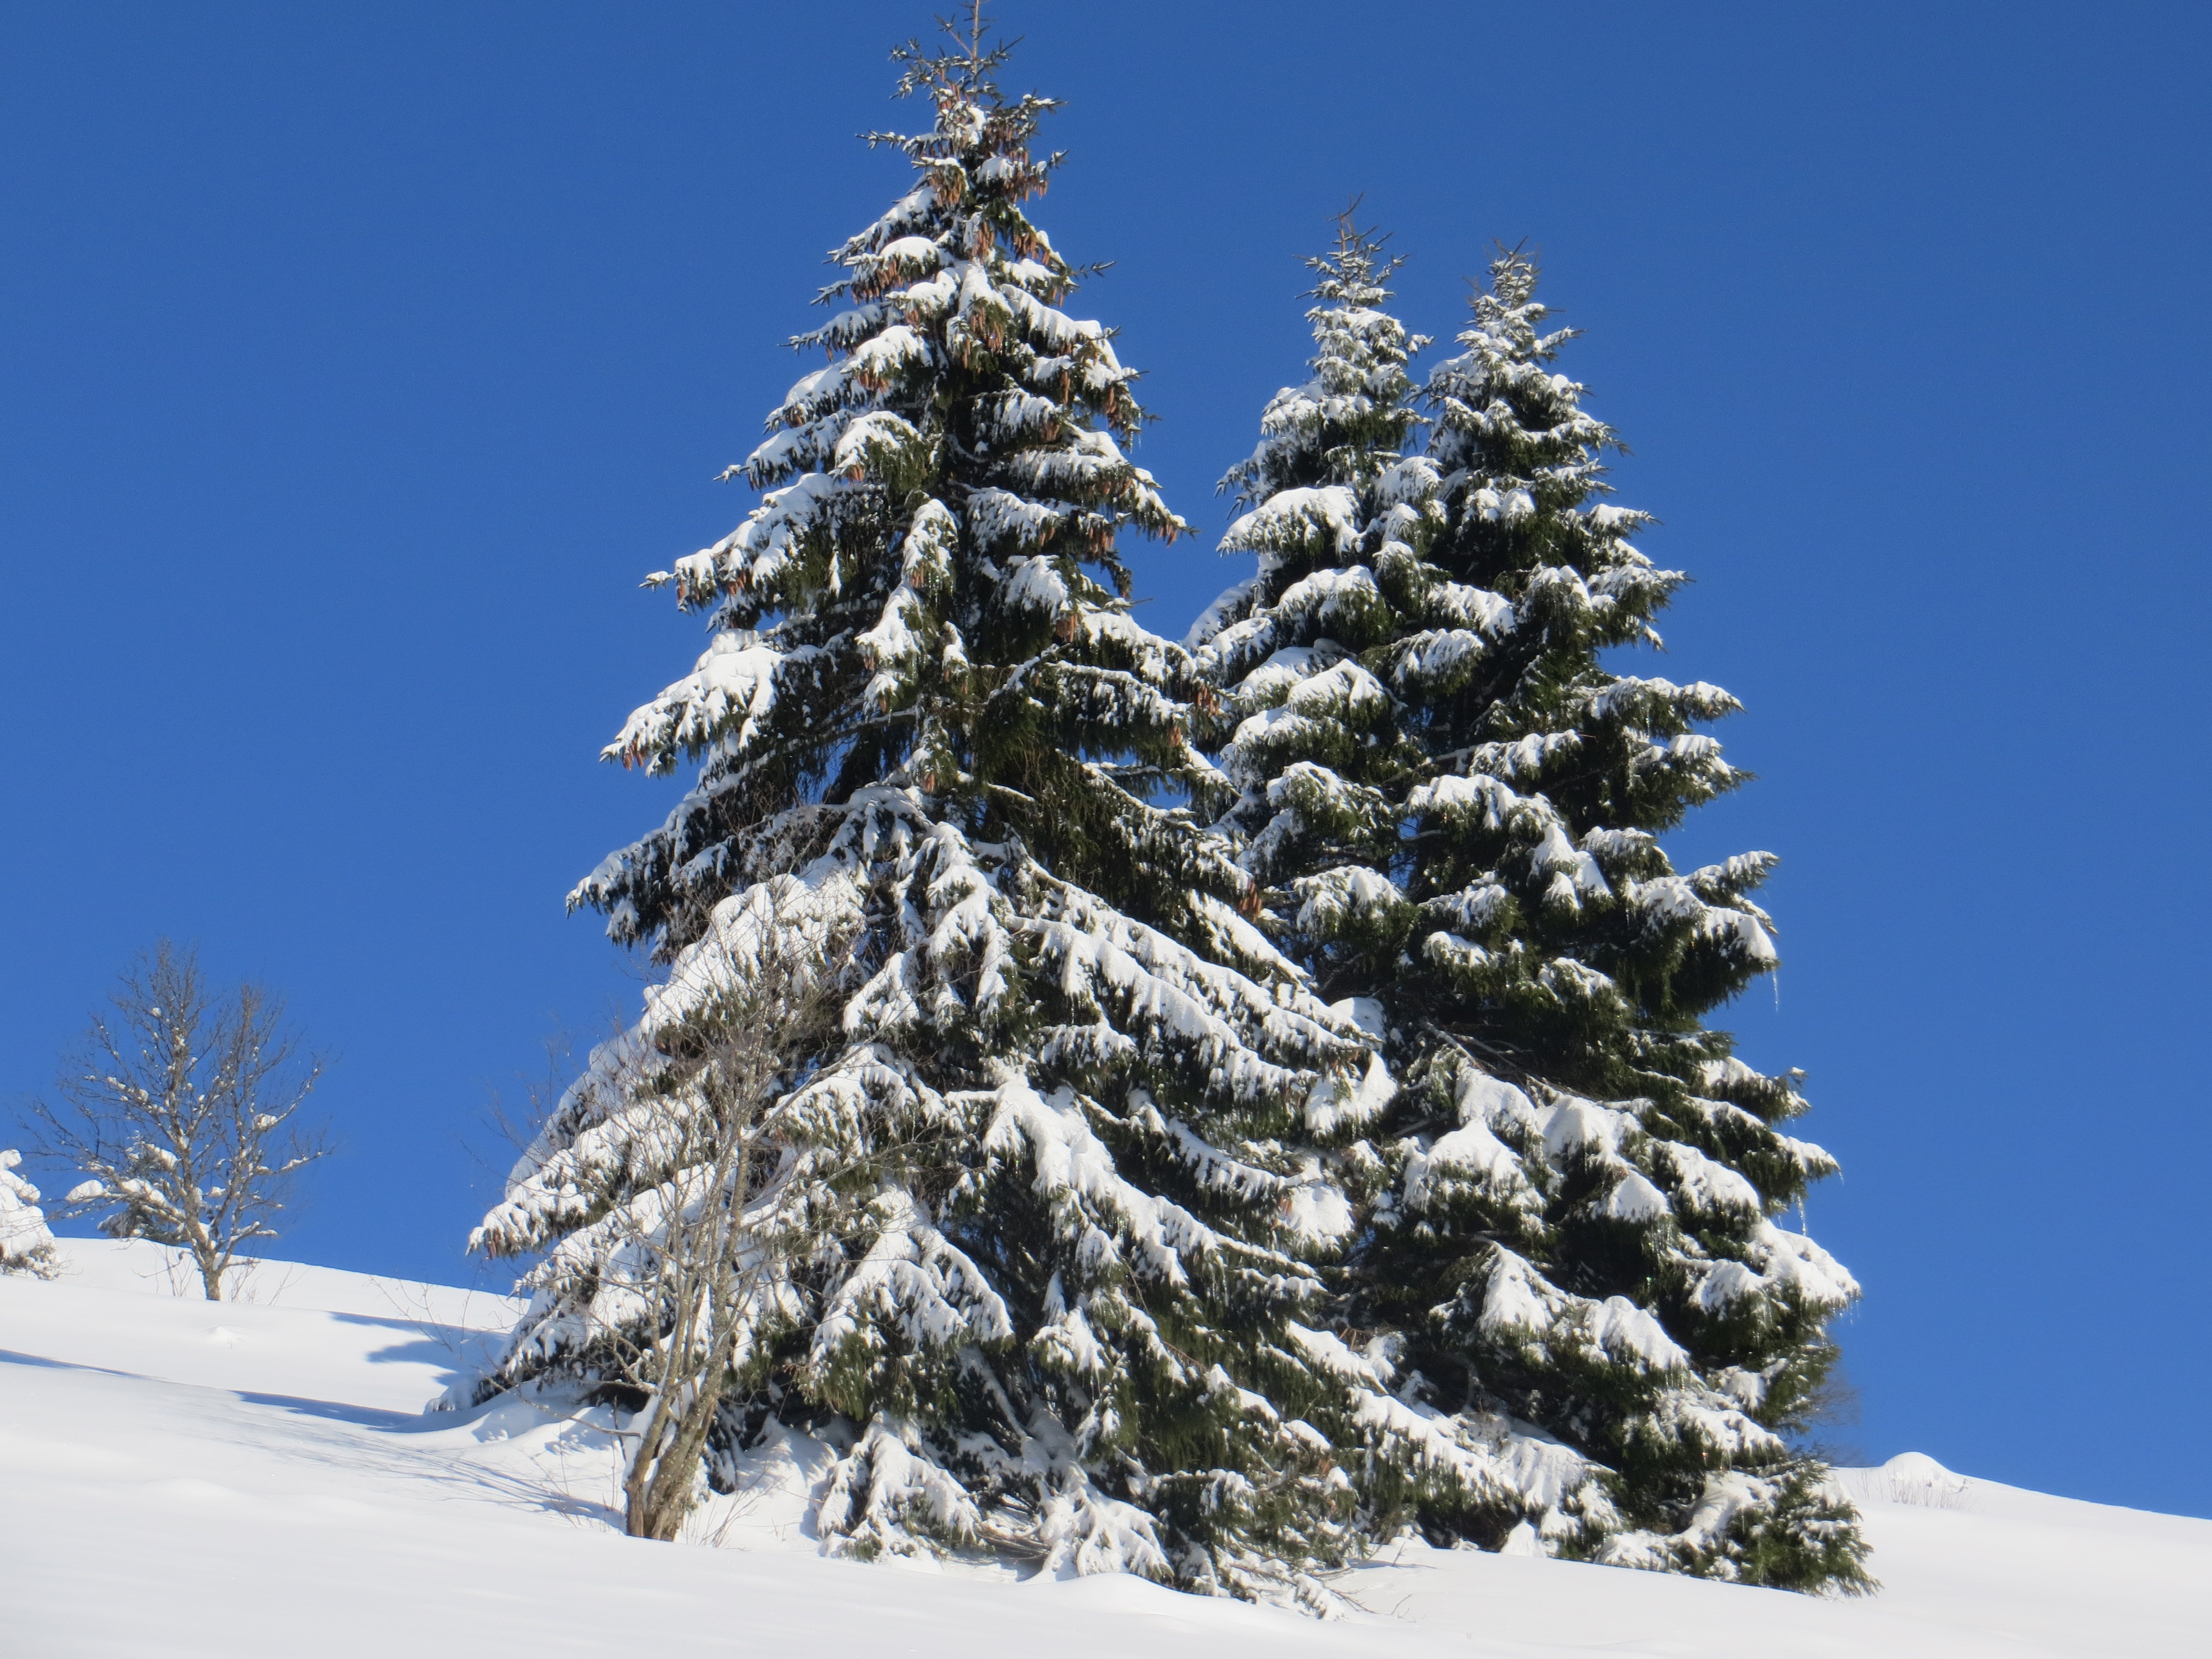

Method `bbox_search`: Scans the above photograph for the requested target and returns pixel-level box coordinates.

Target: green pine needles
[466,19,1866,1608]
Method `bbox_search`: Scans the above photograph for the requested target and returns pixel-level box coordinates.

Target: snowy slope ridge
[3,1244,2204,1658]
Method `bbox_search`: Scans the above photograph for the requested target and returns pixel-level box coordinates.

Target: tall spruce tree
[1190,231,1869,1590]
[469,24,1393,1606]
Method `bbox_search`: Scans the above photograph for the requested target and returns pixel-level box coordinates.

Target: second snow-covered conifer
[1191,228,1867,1591]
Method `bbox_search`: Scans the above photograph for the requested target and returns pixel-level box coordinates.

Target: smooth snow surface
[4,1242,2206,1657]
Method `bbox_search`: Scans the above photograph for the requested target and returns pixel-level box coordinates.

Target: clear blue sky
[5,2,2207,1515]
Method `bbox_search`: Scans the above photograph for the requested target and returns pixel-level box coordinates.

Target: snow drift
[2,1240,2204,1658]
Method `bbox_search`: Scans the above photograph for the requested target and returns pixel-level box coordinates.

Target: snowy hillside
[2,1243,2203,1658]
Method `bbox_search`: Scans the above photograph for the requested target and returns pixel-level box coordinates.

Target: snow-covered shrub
[0,1150,59,1278]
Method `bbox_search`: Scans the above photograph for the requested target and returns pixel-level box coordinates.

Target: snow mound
[1835,1451,1975,1510]
[3,1240,2208,1658]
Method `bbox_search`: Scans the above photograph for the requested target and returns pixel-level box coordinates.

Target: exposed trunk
[194,1239,226,1301]
[627,1368,731,1541]
[620,1087,758,1543]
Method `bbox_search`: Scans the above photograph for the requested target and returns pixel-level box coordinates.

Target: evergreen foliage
[470,24,1391,1606]
[1188,226,1869,1590]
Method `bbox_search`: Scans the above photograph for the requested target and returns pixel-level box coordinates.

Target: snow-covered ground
[2,1243,2203,1657]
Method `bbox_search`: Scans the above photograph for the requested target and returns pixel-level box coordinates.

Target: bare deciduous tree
[478,929,840,1543]
[25,941,331,1300]
[611,951,837,1543]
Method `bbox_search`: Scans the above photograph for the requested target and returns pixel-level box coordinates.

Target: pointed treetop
[1217,208,1430,509]
[893,4,1025,103]
[1460,239,1577,364]
[1310,196,1407,307]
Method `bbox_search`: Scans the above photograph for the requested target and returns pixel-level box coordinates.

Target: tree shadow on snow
[326,1310,508,1391]
[0,1340,618,1532]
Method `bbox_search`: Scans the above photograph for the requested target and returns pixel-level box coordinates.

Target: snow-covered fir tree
[0,1150,59,1277]
[468,25,1407,1606]
[1188,232,1868,1590]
